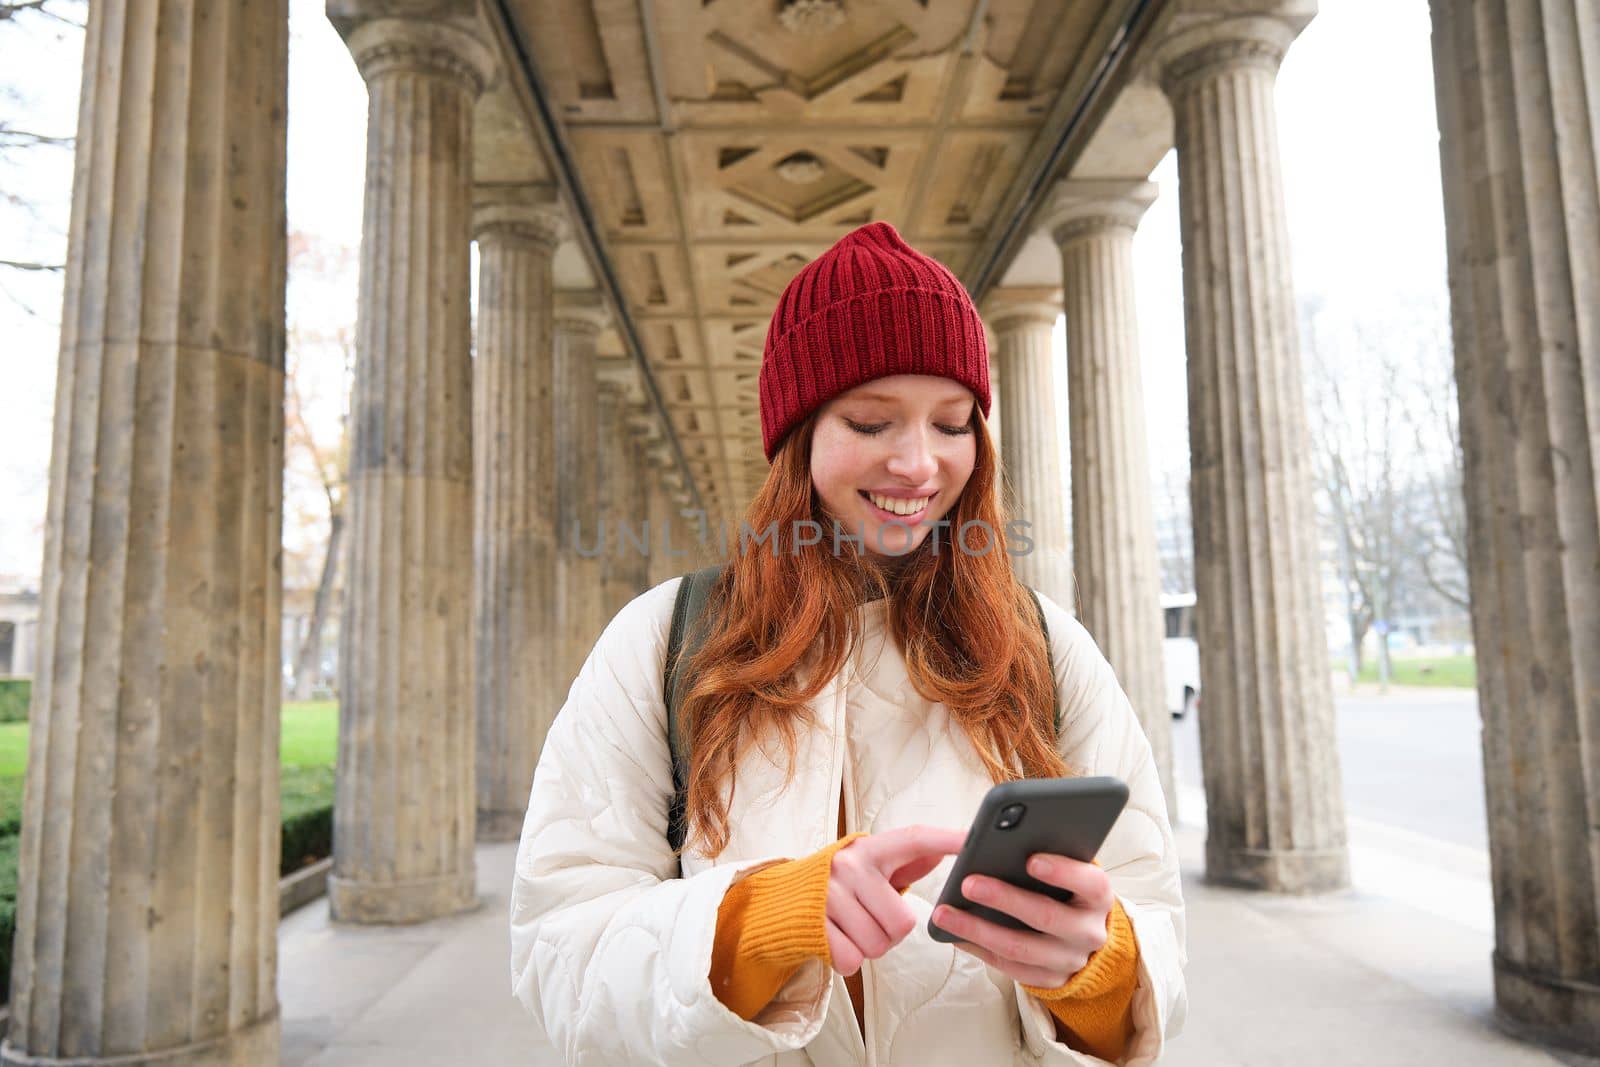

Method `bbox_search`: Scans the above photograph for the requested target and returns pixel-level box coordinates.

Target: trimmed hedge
[280,764,335,876]
[0,775,21,837]
[0,679,30,724]
[0,835,17,1007]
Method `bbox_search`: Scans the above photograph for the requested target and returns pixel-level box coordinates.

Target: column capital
[341,16,497,94]
[472,183,565,247]
[554,289,610,334]
[625,400,662,441]
[1151,8,1311,97]
[983,287,1061,332]
[1039,179,1159,247]
[596,356,647,405]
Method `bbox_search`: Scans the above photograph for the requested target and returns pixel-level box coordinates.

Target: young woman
[510,222,1186,1066]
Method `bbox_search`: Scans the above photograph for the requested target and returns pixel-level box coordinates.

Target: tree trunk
[1377,627,1393,691]
[293,508,343,701]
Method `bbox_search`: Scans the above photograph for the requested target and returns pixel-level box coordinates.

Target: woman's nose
[885,428,938,480]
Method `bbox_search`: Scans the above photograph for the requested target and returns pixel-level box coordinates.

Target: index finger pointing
[868,825,967,871]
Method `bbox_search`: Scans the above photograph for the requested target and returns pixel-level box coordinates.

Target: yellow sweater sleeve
[1022,898,1141,1062]
[709,832,868,1019]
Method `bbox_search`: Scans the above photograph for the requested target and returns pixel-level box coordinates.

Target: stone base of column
[477,808,527,842]
[1,1010,278,1066]
[1204,840,1350,893]
[328,871,478,924]
[1493,952,1600,1056]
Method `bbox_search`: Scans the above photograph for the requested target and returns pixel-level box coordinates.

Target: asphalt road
[1170,687,1490,853]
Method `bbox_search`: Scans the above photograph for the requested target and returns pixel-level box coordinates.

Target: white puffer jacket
[510,576,1187,1066]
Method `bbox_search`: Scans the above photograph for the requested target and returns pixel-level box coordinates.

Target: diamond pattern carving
[505,0,1126,523]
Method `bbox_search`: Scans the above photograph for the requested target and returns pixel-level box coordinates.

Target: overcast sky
[0,0,1448,584]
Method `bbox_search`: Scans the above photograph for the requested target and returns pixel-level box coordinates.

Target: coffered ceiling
[489,0,1166,524]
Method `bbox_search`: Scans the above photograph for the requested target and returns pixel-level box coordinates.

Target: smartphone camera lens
[995,803,1026,830]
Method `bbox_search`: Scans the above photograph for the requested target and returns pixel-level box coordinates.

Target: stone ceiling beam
[478,0,713,519]
[965,0,1169,298]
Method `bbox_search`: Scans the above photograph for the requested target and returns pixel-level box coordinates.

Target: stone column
[620,406,658,599]
[1157,14,1348,892]
[3,2,287,1062]
[1430,0,1600,1051]
[1042,180,1176,824]
[647,458,695,587]
[624,438,649,591]
[553,292,608,690]
[471,190,564,842]
[982,321,1004,455]
[646,471,671,589]
[986,299,1074,609]
[595,380,629,624]
[330,17,494,923]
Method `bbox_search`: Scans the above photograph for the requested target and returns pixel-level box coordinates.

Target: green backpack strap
[664,564,725,855]
[663,570,1058,856]
[1024,586,1063,737]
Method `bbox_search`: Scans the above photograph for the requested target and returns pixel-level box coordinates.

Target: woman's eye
[937,424,973,437]
[846,419,887,435]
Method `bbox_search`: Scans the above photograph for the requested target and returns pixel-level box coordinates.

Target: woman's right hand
[825,825,967,976]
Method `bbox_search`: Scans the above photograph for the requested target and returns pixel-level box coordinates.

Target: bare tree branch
[0,122,73,150]
[0,274,49,316]
[283,230,357,699]
[0,0,85,28]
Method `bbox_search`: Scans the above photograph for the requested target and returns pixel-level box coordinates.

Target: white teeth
[867,492,931,516]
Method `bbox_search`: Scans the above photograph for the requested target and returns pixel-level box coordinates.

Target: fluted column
[986,299,1073,609]
[646,481,669,589]
[624,435,649,591]
[1158,14,1348,892]
[4,2,287,1062]
[647,458,697,587]
[981,321,1004,454]
[620,406,657,599]
[590,390,653,618]
[331,17,494,923]
[1043,180,1176,825]
[1431,0,1600,1051]
[595,381,630,624]
[554,292,608,689]
[471,190,563,842]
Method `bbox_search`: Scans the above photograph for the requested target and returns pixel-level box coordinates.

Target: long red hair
[677,406,1071,858]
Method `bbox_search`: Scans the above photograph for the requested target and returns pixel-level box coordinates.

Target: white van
[1161,593,1201,719]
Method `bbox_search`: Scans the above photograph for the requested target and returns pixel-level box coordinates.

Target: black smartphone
[927,776,1129,944]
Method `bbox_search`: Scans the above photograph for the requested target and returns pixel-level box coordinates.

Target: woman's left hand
[930,853,1113,989]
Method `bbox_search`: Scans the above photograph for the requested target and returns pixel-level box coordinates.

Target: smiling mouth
[859,490,932,523]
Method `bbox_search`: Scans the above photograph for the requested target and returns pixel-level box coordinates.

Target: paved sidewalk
[279,813,1584,1066]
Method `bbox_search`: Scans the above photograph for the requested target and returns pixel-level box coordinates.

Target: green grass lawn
[1354,655,1476,688]
[281,700,338,766]
[0,720,28,779]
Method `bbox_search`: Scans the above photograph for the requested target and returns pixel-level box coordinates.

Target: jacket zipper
[836,679,877,1067]
[854,767,878,1067]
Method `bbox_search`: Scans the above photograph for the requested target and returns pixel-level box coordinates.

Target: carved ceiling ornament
[775,152,826,184]
[511,0,1142,517]
[778,0,848,37]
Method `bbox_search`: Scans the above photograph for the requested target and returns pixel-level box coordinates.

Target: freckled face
[810,374,978,558]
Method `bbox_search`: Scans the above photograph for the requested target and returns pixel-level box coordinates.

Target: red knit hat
[758,221,991,461]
